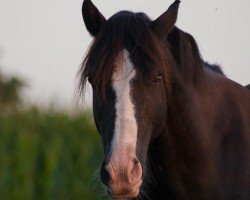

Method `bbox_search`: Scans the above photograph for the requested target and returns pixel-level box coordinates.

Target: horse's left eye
[153,73,163,83]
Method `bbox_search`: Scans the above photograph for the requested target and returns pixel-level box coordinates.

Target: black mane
[167,27,225,78]
[203,61,225,75]
[167,27,204,81]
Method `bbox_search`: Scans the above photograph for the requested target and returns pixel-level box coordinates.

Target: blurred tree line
[0,72,24,111]
[0,70,105,199]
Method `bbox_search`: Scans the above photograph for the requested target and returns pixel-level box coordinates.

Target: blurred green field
[0,67,109,199]
[0,107,106,200]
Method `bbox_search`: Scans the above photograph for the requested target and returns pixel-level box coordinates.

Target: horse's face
[81,0,180,198]
[93,50,168,198]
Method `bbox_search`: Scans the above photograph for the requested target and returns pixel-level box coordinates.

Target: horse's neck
[149,69,250,198]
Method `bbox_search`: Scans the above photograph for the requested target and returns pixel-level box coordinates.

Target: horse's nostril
[133,158,140,164]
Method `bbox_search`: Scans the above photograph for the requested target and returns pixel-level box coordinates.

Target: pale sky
[0,0,249,107]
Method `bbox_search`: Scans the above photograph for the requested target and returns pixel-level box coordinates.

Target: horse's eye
[153,73,163,83]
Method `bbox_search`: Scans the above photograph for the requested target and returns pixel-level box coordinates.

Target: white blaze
[111,50,137,159]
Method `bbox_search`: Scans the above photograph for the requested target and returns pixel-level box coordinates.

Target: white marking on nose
[110,50,137,160]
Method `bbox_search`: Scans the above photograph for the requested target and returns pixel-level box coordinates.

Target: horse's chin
[108,189,139,199]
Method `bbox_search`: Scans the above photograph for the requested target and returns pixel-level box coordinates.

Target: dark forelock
[78,11,172,99]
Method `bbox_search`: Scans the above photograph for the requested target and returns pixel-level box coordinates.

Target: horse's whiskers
[89,168,110,199]
[139,188,152,200]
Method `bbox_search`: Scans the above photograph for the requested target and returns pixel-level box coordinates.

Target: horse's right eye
[88,76,93,84]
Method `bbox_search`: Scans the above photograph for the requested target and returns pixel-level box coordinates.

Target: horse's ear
[82,0,106,37]
[150,0,180,40]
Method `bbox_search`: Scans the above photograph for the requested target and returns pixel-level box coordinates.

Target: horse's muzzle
[103,157,142,199]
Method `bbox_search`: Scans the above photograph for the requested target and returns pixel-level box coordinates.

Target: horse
[79,0,250,199]
[246,84,250,90]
